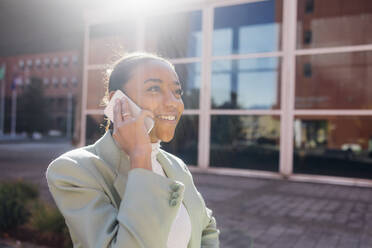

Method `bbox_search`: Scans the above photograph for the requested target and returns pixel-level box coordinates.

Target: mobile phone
[104,90,154,134]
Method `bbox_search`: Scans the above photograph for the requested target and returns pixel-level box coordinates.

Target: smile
[156,115,177,121]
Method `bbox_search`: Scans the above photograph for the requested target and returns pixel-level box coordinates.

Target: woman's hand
[112,97,154,171]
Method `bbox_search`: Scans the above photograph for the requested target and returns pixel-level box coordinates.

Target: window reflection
[85,115,105,145]
[295,51,372,109]
[211,57,281,109]
[161,115,198,165]
[89,21,137,65]
[213,0,282,56]
[210,115,280,171]
[145,11,202,58]
[294,116,372,179]
[87,70,106,110]
[174,63,201,109]
[297,0,372,48]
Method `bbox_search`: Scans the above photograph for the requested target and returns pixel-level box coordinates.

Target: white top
[151,141,192,248]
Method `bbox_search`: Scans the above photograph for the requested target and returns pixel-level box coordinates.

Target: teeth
[158,115,176,121]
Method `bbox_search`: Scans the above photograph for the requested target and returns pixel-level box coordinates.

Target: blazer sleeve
[46,156,185,248]
[201,206,220,248]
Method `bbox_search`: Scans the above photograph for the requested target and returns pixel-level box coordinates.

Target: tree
[17,77,49,136]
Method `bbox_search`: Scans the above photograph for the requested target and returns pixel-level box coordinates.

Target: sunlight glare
[110,0,174,16]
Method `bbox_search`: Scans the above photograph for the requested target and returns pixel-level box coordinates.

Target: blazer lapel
[157,151,196,248]
[94,131,131,208]
[95,132,196,247]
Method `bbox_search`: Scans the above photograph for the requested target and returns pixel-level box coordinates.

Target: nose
[163,89,178,109]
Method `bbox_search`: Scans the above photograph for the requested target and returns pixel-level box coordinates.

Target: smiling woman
[46,52,220,248]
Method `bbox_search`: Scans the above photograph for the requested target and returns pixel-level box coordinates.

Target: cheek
[139,96,160,112]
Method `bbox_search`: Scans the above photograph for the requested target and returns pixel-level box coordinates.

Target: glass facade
[83,0,372,182]
[85,114,106,145]
[174,63,201,109]
[211,57,281,109]
[297,0,372,49]
[145,11,202,58]
[89,21,137,65]
[295,52,372,109]
[210,115,280,171]
[294,116,372,179]
[213,0,283,55]
[87,69,106,110]
[161,115,199,165]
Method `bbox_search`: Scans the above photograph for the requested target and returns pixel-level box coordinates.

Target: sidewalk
[192,173,372,248]
[1,141,372,248]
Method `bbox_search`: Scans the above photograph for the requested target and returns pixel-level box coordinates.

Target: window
[85,115,105,145]
[35,59,41,68]
[89,20,136,65]
[62,56,69,66]
[213,0,283,56]
[71,77,78,87]
[43,77,49,86]
[18,60,24,70]
[297,0,372,48]
[27,59,33,69]
[303,30,312,45]
[305,0,314,14]
[52,77,59,88]
[161,115,199,165]
[145,10,202,58]
[72,55,78,64]
[294,116,372,179]
[303,63,312,78]
[211,57,281,110]
[44,58,50,68]
[53,57,59,67]
[61,77,68,87]
[296,51,372,109]
[210,115,280,172]
[173,63,201,109]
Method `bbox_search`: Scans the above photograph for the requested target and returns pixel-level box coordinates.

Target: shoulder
[46,145,101,187]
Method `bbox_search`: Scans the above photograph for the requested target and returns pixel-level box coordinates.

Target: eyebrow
[144,78,181,86]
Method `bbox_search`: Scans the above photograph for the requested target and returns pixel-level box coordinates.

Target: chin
[157,130,175,143]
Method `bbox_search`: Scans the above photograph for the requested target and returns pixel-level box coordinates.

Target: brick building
[0,50,81,138]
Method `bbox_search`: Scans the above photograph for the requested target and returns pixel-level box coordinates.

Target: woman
[46,52,220,248]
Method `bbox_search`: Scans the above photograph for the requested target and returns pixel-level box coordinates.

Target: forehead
[130,60,178,82]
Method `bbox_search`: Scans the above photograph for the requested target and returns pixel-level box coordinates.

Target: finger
[120,97,133,121]
[114,98,123,124]
[123,97,131,116]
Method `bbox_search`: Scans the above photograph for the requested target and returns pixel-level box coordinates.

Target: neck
[150,135,160,143]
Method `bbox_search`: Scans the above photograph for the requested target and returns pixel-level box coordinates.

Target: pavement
[1,141,372,248]
[193,173,372,248]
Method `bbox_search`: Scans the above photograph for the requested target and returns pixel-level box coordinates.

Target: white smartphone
[104,90,154,134]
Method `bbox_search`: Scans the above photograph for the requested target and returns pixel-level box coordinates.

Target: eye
[175,88,184,96]
[147,86,161,92]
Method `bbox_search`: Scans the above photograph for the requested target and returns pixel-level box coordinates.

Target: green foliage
[29,201,66,233]
[17,77,50,135]
[29,201,72,248]
[0,181,39,231]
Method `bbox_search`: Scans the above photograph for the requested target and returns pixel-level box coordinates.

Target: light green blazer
[46,131,220,248]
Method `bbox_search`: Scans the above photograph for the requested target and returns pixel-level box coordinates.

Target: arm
[46,157,185,248]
